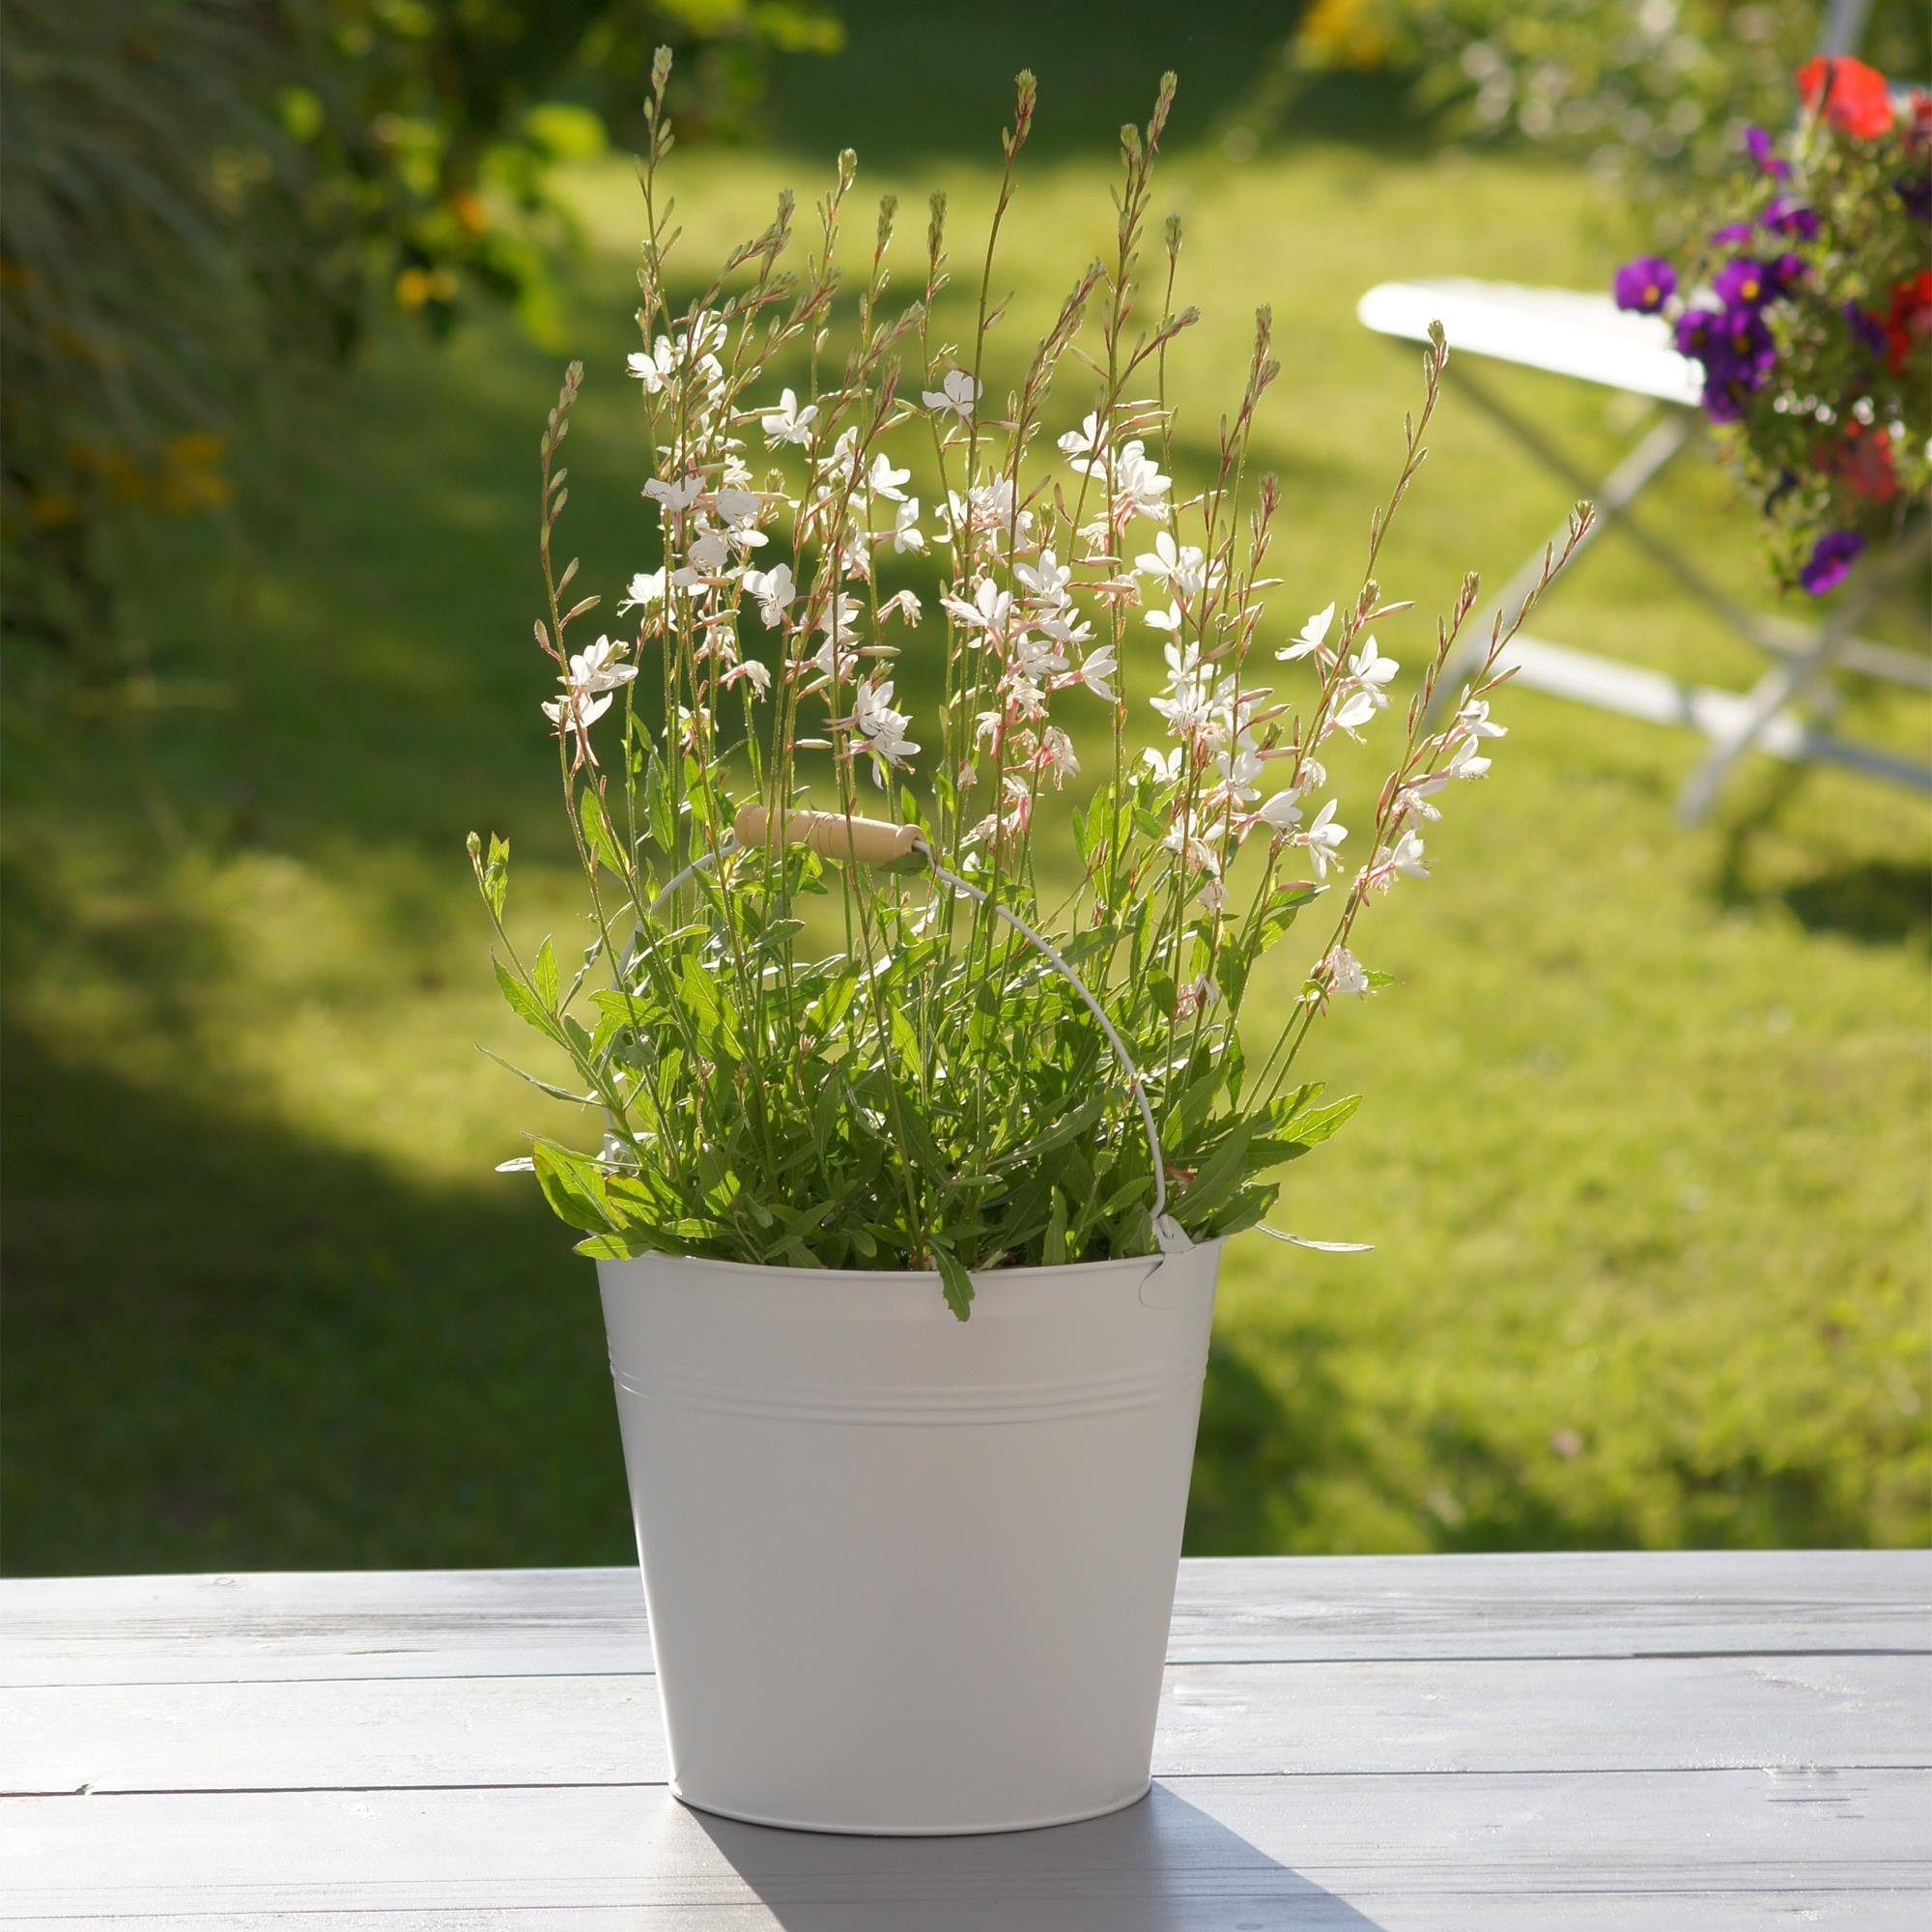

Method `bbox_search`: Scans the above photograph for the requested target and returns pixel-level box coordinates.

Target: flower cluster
[1614,56,1931,596]
[471,53,1585,1314]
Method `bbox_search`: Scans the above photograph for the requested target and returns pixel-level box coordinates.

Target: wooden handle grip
[733,805,923,867]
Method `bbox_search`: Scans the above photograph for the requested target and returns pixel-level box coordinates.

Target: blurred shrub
[0,0,840,662]
[1292,0,1930,183]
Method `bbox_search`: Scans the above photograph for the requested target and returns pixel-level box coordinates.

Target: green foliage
[0,0,842,661]
[477,57,1589,1312]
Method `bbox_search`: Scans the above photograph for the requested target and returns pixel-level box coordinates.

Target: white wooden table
[4,1553,1927,1927]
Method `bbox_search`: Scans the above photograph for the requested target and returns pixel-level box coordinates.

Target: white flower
[1014,550,1072,606]
[891,497,926,554]
[1145,600,1184,633]
[619,568,668,612]
[1200,877,1230,915]
[1300,799,1346,877]
[855,678,920,778]
[1135,530,1217,598]
[714,488,763,528]
[626,342,673,392]
[1142,746,1183,785]
[814,591,864,639]
[1077,641,1118,702]
[1214,737,1263,805]
[1328,687,1379,739]
[742,562,795,629]
[1058,412,1107,473]
[1277,602,1334,663]
[542,688,614,740]
[867,452,911,501]
[1347,636,1399,708]
[1256,788,1304,836]
[1447,733,1492,781]
[1037,725,1080,785]
[1009,628,1069,682]
[687,524,731,575]
[566,637,638,695]
[1398,773,1447,823]
[921,367,981,420]
[1324,947,1370,997]
[807,593,865,677]
[879,587,923,627]
[760,387,818,446]
[1455,697,1509,742]
[1386,829,1429,878]
[723,658,772,696]
[1113,440,1171,518]
[644,473,702,512]
[940,577,1011,638]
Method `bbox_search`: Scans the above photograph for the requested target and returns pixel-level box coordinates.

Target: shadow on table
[682,1782,1384,1930]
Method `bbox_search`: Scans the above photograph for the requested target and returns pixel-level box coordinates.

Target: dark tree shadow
[682,1782,1386,1930]
[1709,761,1932,949]
[757,1,1430,168]
[0,1023,634,1577]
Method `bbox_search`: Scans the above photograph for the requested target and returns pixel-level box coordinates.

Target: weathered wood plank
[4,1552,1924,1688]
[5,1652,1923,1797]
[3,1772,1925,1929]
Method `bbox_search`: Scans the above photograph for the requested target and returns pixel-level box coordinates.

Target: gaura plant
[471,51,1591,1318]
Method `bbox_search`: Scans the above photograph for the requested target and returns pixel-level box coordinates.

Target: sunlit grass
[3,62,1927,1571]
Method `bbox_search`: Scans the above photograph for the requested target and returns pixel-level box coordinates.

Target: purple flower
[1745,127,1790,180]
[1898,170,1932,222]
[1844,300,1888,356]
[1709,221,1755,248]
[1798,530,1864,596]
[1674,307,1722,357]
[1612,255,1677,314]
[1713,258,1775,311]
[1765,252,1807,296]
[1762,195,1819,241]
[1693,311,1776,423]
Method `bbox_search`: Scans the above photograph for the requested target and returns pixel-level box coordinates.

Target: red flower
[1797,56,1895,139]
[1832,422,1898,503]
[1885,271,1932,374]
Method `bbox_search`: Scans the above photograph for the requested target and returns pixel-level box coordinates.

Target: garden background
[3,0,1928,1575]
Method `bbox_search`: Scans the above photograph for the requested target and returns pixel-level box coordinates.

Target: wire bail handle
[651,807,1191,1259]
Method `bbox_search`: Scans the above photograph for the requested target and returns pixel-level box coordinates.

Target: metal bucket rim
[598,1236,1225,1293]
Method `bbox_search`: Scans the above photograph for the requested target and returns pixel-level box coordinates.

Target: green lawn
[4,10,1928,1573]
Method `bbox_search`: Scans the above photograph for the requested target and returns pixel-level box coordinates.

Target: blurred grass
[3,7,1928,1572]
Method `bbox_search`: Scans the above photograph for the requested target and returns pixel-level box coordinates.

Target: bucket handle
[646,807,1192,1260]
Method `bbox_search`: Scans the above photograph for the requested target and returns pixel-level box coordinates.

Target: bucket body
[597,1240,1222,1834]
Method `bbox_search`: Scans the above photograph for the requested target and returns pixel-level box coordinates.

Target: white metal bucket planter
[599,1238,1221,1834]
[597,807,1222,1834]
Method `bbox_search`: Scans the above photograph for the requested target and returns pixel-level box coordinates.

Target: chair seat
[1357,276,1704,408]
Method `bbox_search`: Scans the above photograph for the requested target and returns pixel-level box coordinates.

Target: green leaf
[932,1243,976,1321]
[1042,1188,1068,1266]
[1175,1121,1256,1223]
[494,956,561,1039]
[477,1043,593,1106]
[470,833,510,920]
[533,937,560,1012]
[531,1140,611,1234]
[579,786,625,876]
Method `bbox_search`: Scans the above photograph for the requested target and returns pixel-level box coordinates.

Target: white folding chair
[1357,0,1931,824]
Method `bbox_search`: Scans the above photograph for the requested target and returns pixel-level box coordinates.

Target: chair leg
[1674,521,1932,825]
[1424,385,1694,724]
